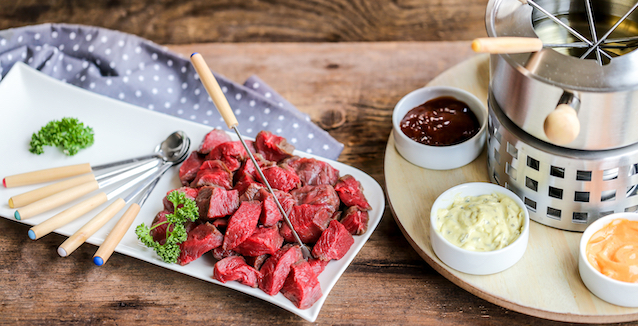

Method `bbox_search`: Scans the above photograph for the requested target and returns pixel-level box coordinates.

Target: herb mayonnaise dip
[435,193,524,252]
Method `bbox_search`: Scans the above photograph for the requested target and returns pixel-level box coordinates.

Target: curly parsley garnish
[135,190,199,264]
[29,117,94,156]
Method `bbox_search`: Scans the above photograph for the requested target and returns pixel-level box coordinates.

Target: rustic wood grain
[1,41,637,325]
[0,0,489,44]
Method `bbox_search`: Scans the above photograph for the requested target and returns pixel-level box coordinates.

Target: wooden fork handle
[190,53,239,129]
[9,173,97,208]
[15,180,99,220]
[93,203,141,266]
[3,163,92,188]
[29,192,108,240]
[472,37,543,54]
[58,198,126,257]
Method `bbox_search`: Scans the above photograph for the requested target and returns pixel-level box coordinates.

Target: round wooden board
[384,54,638,323]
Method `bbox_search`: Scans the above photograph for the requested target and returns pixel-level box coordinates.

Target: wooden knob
[544,104,581,145]
[471,37,543,54]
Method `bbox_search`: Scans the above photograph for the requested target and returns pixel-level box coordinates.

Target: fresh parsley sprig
[29,117,94,156]
[135,190,199,264]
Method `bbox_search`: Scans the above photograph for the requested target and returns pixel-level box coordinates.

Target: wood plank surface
[0,0,489,44]
[1,41,637,325]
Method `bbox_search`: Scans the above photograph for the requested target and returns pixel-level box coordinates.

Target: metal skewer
[584,0,602,64]
[190,52,314,260]
[580,1,638,59]
[519,0,612,60]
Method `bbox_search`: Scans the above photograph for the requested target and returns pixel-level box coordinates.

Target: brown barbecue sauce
[400,96,480,146]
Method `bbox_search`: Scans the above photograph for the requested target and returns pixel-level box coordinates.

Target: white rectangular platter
[0,62,385,322]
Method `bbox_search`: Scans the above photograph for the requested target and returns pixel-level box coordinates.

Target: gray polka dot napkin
[0,23,344,160]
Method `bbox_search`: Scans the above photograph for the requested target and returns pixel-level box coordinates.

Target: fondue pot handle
[543,104,581,145]
[471,37,543,54]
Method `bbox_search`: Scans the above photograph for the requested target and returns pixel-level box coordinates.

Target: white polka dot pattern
[0,23,344,159]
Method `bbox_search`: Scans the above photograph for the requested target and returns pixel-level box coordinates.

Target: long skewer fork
[580,1,638,59]
[190,52,314,260]
[519,0,612,60]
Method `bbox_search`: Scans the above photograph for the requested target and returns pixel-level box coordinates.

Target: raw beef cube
[258,164,300,192]
[286,157,340,186]
[235,153,274,181]
[281,260,323,310]
[213,256,259,287]
[190,160,233,189]
[308,258,329,276]
[261,194,283,227]
[150,210,171,244]
[238,182,265,202]
[212,247,238,260]
[233,174,263,197]
[245,254,270,270]
[235,226,284,257]
[291,185,340,214]
[256,188,294,227]
[279,204,333,244]
[178,222,224,266]
[195,186,239,220]
[212,218,228,230]
[198,129,232,155]
[255,130,295,162]
[150,211,197,245]
[340,206,369,235]
[206,141,249,171]
[312,220,354,261]
[258,245,303,295]
[222,201,262,250]
[334,174,372,210]
[163,187,199,212]
[179,151,206,186]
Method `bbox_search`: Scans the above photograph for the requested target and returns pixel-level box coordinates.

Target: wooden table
[1,41,636,325]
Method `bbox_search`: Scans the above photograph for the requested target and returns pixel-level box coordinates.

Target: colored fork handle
[93,203,141,266]
[28,192,108,240]
[190,53,238,129]
[471,37,543,54]
[3,163,92,188]
[14,180,99,220]
[58,198,126,257]
[9,173,96,208]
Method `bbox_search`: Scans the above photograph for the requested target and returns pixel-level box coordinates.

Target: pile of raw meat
[150,129,372,309]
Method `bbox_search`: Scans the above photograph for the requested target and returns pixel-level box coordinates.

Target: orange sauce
[586,219,638,283]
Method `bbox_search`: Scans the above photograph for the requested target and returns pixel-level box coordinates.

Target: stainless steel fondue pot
[484,0,638,231]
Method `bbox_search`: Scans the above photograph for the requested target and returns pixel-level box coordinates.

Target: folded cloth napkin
[0,23,344,160]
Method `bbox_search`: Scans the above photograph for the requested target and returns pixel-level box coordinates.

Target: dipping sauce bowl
[392,86,487,170]
[430,182,530,275]
[579,213,638,307]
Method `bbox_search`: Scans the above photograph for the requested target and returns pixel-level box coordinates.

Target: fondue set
[484,0,638,231]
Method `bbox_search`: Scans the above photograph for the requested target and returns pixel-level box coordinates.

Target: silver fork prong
[525,0,594,45]
[581,1,638,59]
[584,0,603,65]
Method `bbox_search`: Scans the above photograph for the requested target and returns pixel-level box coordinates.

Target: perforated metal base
[487,93,638,231]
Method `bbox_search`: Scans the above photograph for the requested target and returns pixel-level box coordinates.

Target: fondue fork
[190,53,314,260]
[518,0,611,61]
[27,164,161,240]
[9,159,158,208]
[579,1,638,59]
[13,159,160,220]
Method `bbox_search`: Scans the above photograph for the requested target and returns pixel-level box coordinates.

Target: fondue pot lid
[486,0,638,92]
